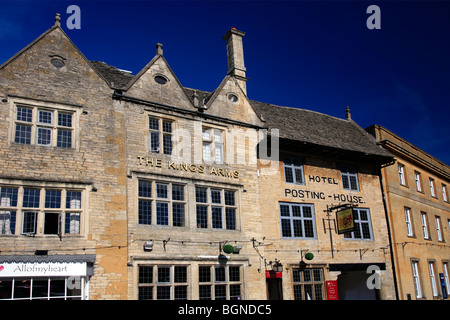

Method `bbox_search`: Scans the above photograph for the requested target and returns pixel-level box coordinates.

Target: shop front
[0,254,95,300]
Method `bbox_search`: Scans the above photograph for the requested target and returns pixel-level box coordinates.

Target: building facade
[253,105,396,300]
[0,15,403,300]
[367,125,450,300]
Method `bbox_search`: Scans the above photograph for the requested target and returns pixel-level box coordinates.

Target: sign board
[326,280,339,300]
[336,207,355,234]
[265,270,282,278]
[0,262,87,277]
[439,273,448,299]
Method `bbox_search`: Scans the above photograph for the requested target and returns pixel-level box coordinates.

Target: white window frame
[340,165,359,191]
[0,276,87,300]
[428,261,438,297]
[398,164,406,186]
[11,100,78,149]
[429,178,436,197]
[420,212,429,240]
[404,207,414,237]
[442,184,448,202]
[279,202,316,239]
[202,128,224,164]
[443,262,450,296]
[435,216,443,242]
[0,182,86,237]
[414,171,422,192]
[283,157,305,185]
[411,261,422,299]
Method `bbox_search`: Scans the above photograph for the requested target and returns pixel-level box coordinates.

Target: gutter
[112,91,265,130]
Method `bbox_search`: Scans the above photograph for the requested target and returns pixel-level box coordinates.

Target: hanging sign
[326,280,339,300]
[336,207,355,234]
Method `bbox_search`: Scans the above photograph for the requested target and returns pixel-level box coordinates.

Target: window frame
[343,208,374,240]
[198,265,242,300]
[404,207,414,237]
[283,157,305,185]
[148,117,173,155]
[428,261,438,297]
[340,164,360,191]
[0,183,86,237]
[420,211,430,240]
[442,184,448,202]
[292,267,324,300]
[138,265,189,300]
[398,163,406,186]
[195,186,238,231]
[435,216,444,242]
[279,202,316,239]
[138,180,186,227]
[411,260,423,299]
[202,127,224,164]
[414,171,422,192]
[429,178,437,198]
[12,102,77,149]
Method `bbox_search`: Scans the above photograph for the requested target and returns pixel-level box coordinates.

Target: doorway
[266,278,283,300]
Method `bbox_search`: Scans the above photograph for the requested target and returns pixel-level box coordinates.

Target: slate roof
[90,61,393,162]
[89,61,134,89]
[250,100,392,160]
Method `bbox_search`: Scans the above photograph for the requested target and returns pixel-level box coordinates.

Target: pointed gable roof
[121,45,196,110]
[0,14,110,88]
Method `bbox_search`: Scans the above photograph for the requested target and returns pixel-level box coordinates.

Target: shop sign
[336,207,355,234]
[326,280,339,300]
[265,270,282,278]
[0,262,87,277]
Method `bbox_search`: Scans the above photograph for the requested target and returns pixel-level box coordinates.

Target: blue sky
[1,0,449,164]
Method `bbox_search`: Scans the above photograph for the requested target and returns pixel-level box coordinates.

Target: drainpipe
[378,166,400,300]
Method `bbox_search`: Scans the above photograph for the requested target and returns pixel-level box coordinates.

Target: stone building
[0,16,128,299]
[253,105,396,300]
[0,15,399,300]
[367,125,450,300]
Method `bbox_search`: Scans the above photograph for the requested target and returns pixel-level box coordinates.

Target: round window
[154,75,168,85]
[51,58,65,68]
[228,93,238,102]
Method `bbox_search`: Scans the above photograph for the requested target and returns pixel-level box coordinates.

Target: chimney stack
[223,28,248,94]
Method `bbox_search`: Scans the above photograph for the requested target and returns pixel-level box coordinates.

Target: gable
[205,76,264,126]
[124,55,196,111]
[0,26,111,105]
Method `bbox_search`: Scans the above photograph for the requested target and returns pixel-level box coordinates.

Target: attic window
[228,93,238,103]
[50,58,65,68]
[154,75,168,85]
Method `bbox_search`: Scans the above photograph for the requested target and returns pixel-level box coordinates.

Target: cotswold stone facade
[0,16,399,300]
[367,125,450,300]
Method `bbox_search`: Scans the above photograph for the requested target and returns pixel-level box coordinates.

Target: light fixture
[233,246,242,254]
[143,240,154,252]
[272,259,283,272]
[218,254,228,266]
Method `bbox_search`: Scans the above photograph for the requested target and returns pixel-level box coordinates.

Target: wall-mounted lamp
[233,246,242,254]
[272,259,283,273]
[143,240,154,252]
